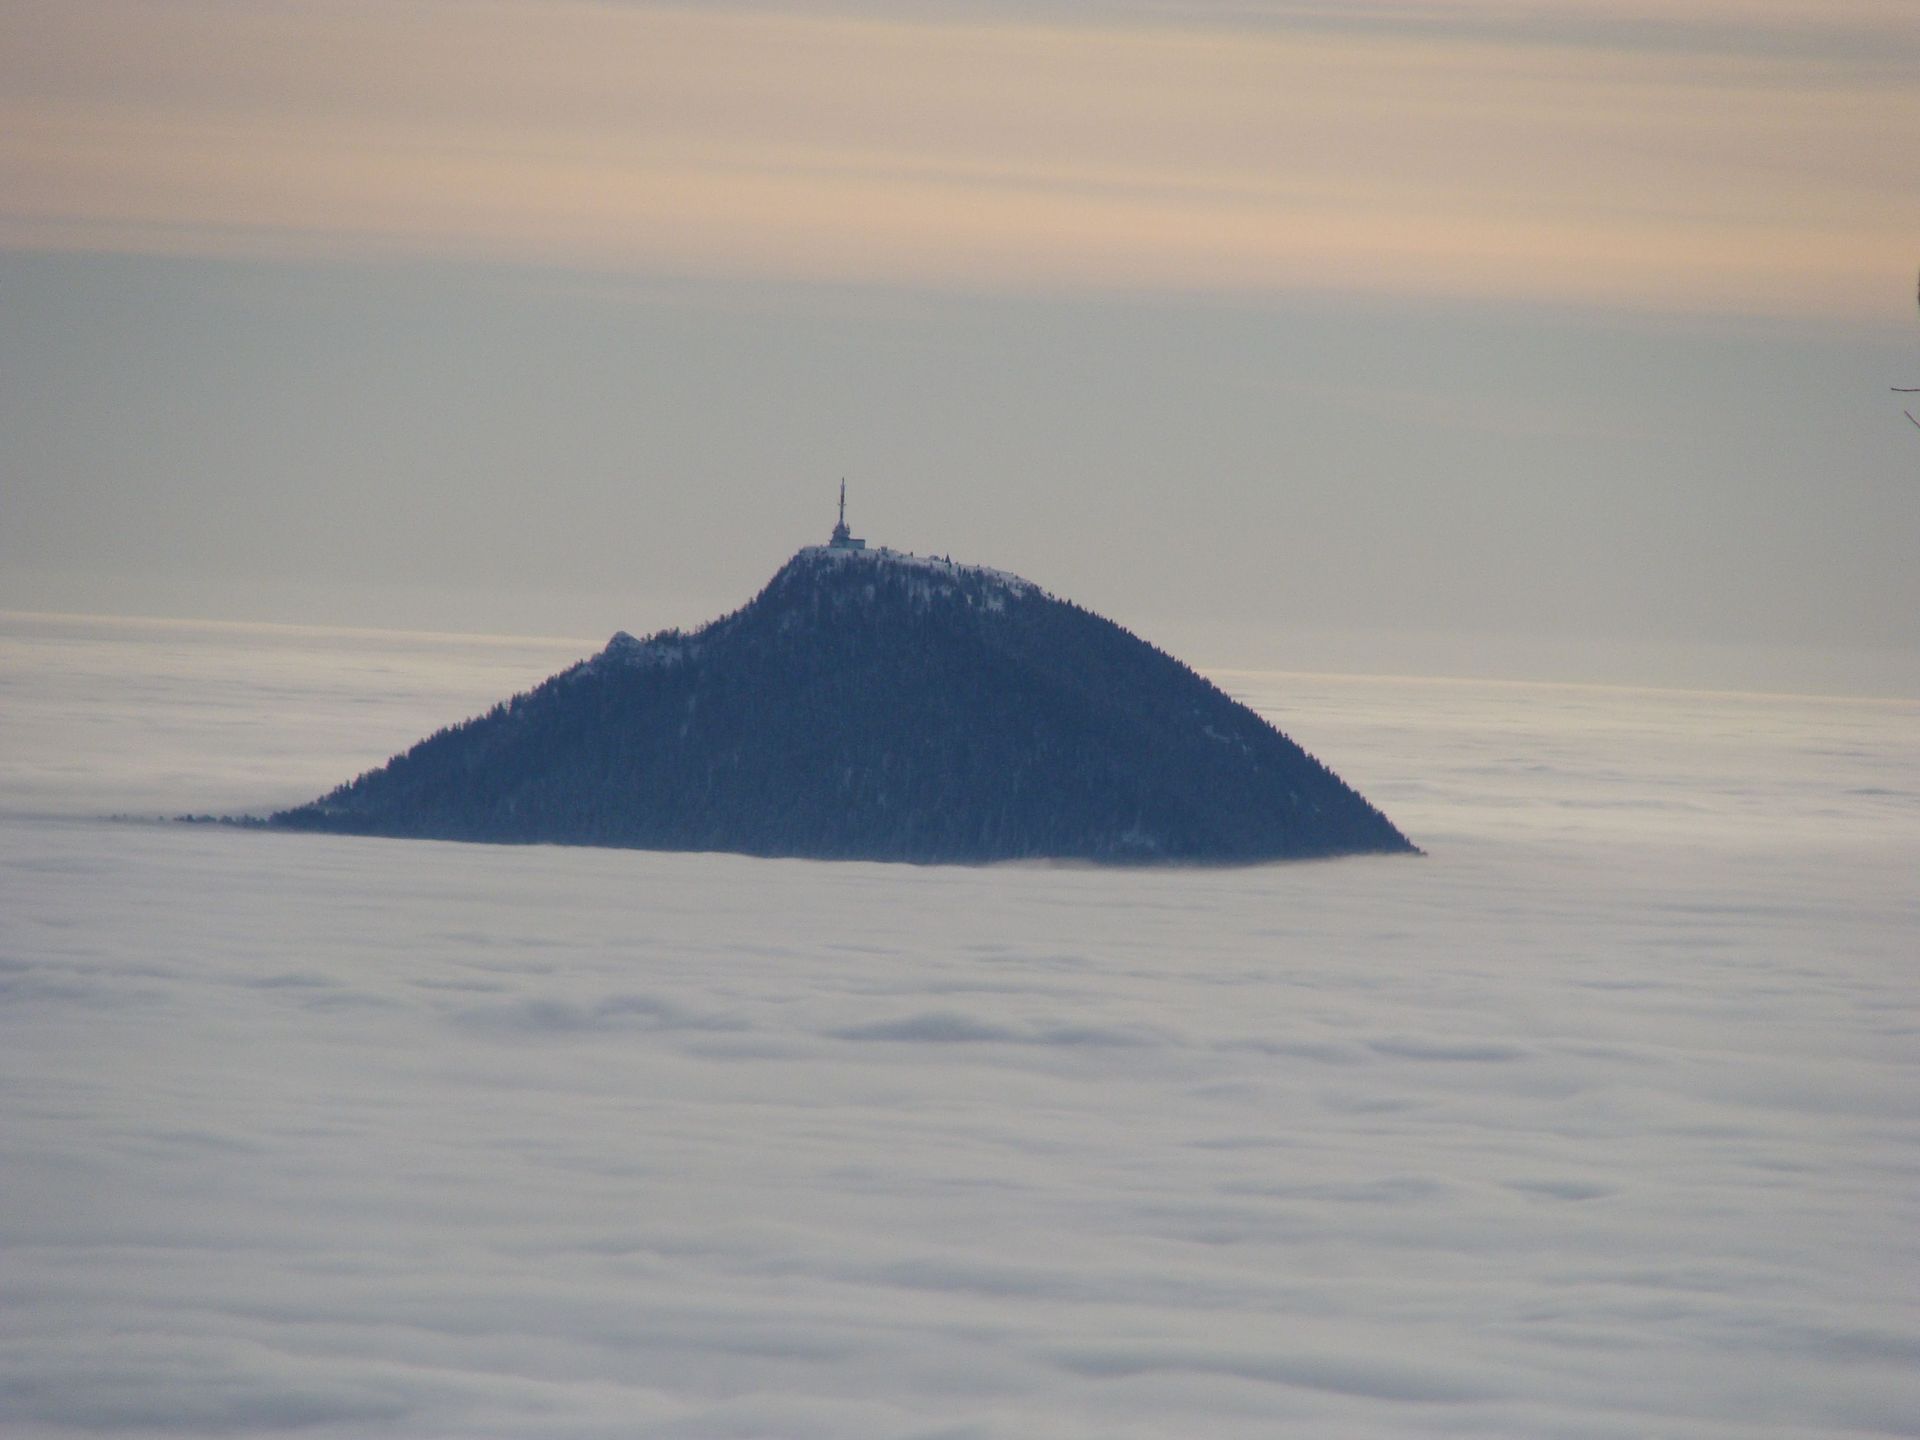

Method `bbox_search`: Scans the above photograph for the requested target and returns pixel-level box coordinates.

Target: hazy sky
[3,0,1917,692]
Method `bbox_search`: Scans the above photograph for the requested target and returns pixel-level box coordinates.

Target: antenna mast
[828,478,865,550]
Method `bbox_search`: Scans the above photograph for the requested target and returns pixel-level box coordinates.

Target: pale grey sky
[2,0,1916,694]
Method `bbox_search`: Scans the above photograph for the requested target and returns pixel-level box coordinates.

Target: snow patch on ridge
[794,544,1042,612]
[581,630,699,674]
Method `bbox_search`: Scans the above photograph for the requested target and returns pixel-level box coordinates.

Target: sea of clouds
[1,612,1916,1438]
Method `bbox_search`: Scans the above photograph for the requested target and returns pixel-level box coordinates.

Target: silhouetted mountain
[271,547,1417,863]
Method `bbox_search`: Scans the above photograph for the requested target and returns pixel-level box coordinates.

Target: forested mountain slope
[272,547,1416,863]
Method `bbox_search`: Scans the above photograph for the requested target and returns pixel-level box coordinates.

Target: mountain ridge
[270,544,1418,864]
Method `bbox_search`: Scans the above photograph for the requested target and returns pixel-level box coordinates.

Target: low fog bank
[1,616,1915,1437]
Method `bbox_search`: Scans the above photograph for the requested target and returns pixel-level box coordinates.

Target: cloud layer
[2,614,1916,1436]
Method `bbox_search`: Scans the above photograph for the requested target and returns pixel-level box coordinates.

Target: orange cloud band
[1,0,1913,316]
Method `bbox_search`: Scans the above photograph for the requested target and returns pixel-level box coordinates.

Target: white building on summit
[828,481,866,550]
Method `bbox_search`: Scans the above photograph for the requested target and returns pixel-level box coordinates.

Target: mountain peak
[770,544,1041,617]
[272,544,1416,864]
